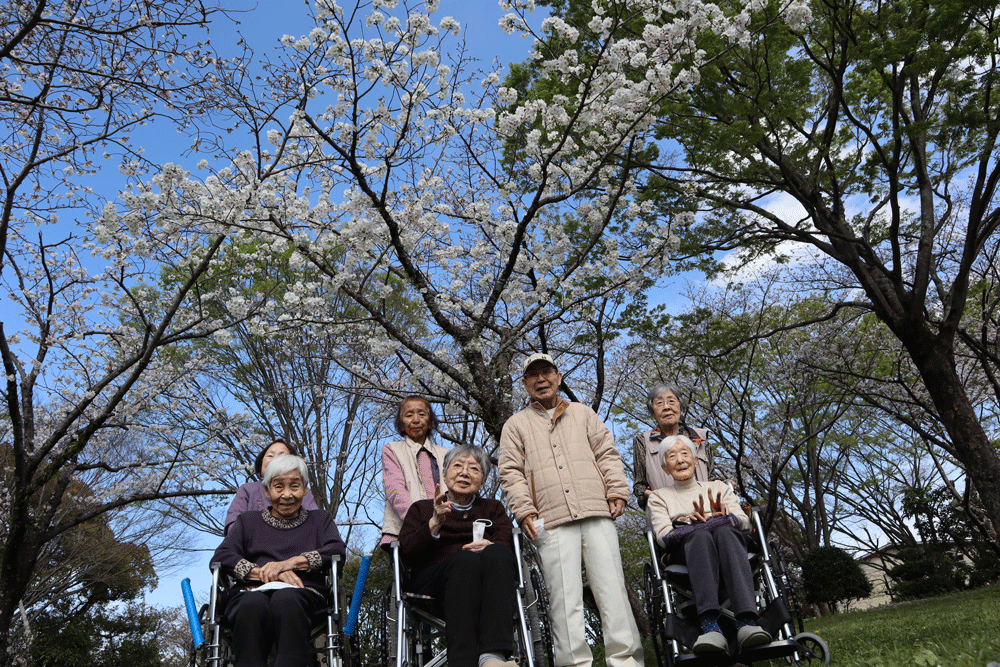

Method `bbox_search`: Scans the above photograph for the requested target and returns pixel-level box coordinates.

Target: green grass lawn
[797,584,1000,667]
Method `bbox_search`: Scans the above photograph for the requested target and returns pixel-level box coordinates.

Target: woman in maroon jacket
[399,445,517,667]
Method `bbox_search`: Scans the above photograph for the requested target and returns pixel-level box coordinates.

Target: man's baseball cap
[522,352,558,375]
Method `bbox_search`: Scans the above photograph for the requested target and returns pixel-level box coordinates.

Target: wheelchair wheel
[379,585,393,667]
[527,567,554,667]
[792,632,830,665]
[643,563,671,667]
[771,542,806,635]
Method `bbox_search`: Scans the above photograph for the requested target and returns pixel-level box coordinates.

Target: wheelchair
[642,507,830,666]
[379,528,553,667]
[194,556,351,667]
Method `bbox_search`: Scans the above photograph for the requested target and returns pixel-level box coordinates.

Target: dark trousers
[225,588,325,667]
[408,544,517,667]
[672,524,757,618]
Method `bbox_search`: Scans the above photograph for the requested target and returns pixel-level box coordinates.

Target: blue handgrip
[344,554,372,636]
[182,578,205,649]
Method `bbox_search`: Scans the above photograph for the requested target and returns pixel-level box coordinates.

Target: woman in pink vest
[380,395,449,548]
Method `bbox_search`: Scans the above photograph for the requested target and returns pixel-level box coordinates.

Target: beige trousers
[535,517,644,667]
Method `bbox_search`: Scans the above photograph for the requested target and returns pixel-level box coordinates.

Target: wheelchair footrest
[663,612,701,651]
[759,597,793,637]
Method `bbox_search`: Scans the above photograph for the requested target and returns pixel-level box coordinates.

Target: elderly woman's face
[651,390,682,430]
[400,398,431,443]
[444,453,484,498]
[265,470,307,519]
[261,441,291,476]
[662,441,696,482]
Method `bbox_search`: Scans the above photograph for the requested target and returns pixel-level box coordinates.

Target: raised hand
[690,495,709,523]
[709,490,728,517]
[429,483,452,535]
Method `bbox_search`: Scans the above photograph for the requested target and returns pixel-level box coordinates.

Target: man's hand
[608,498,625,519]
[520,513,539,540]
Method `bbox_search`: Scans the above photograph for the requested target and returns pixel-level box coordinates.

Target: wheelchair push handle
[344,552,372,636]
[181,577,205,650]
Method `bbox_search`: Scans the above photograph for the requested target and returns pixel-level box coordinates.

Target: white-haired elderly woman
[648,435,770,654]
[633,383,712,517]
[398,444,518,667]
[213,454,346,667]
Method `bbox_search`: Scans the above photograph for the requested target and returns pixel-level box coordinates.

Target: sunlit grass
[798,584,1000,666]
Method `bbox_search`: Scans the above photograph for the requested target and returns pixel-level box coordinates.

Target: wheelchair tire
[792,632,831,665]
[379,585,393,667]
[525,566,554,667]
[643,563,672,667]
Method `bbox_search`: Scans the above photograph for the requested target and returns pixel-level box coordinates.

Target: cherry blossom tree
[137,0,811,450]
[0,1,277,663]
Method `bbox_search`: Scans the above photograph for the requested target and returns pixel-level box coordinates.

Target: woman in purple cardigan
[213,455,345,667]
[225,438,319,534]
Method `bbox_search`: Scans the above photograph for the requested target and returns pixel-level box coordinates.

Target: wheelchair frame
[381,528,552,667]
[643,507,830,666]
[198,555,349,667]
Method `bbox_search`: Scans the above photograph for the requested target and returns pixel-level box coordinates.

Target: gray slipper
[737,625,772,650]
[693,631,728,652]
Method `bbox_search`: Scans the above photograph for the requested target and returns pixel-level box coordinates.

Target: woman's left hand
[277,570,305,588]
[462,539,492,553]
[257,556,307,583]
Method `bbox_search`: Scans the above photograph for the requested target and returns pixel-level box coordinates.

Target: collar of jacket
[528,396,569,424]
[404,435,439,455]
[650,426,701,443]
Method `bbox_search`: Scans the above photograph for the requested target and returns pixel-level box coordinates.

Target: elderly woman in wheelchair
[398,444,519,667]
[649,435,771,654]
[213,454,346,667]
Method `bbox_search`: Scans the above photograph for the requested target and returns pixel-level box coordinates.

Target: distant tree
[29,602,170,667]
[887,545,968,601]
[802,546,872,614]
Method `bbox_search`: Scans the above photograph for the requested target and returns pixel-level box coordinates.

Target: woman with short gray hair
[633,383,712,516]
[399,445,518,667]
[213,454,346,667]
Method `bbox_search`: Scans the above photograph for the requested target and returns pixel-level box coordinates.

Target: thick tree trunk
[902,331,1000,550]
[0,503,43,667]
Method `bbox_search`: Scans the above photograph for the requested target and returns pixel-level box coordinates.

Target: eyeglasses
[524,367,559,380]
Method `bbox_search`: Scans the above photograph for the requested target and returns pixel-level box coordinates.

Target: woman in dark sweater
[213,455,346,667]
[399,445,517,667]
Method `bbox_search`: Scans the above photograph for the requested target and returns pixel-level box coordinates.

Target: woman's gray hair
[442,444,491,480]
[645,382,687,419]
[262,454,310,488]
[657,435,698,469]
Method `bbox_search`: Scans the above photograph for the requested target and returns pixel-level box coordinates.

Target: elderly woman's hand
[277,570,305,588]
[250,555,309,583]
[428,485,452,536]
[462,539,493,553]
[690,491,728,523]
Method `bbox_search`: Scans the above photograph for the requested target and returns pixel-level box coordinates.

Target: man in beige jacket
[499,353,643,667]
